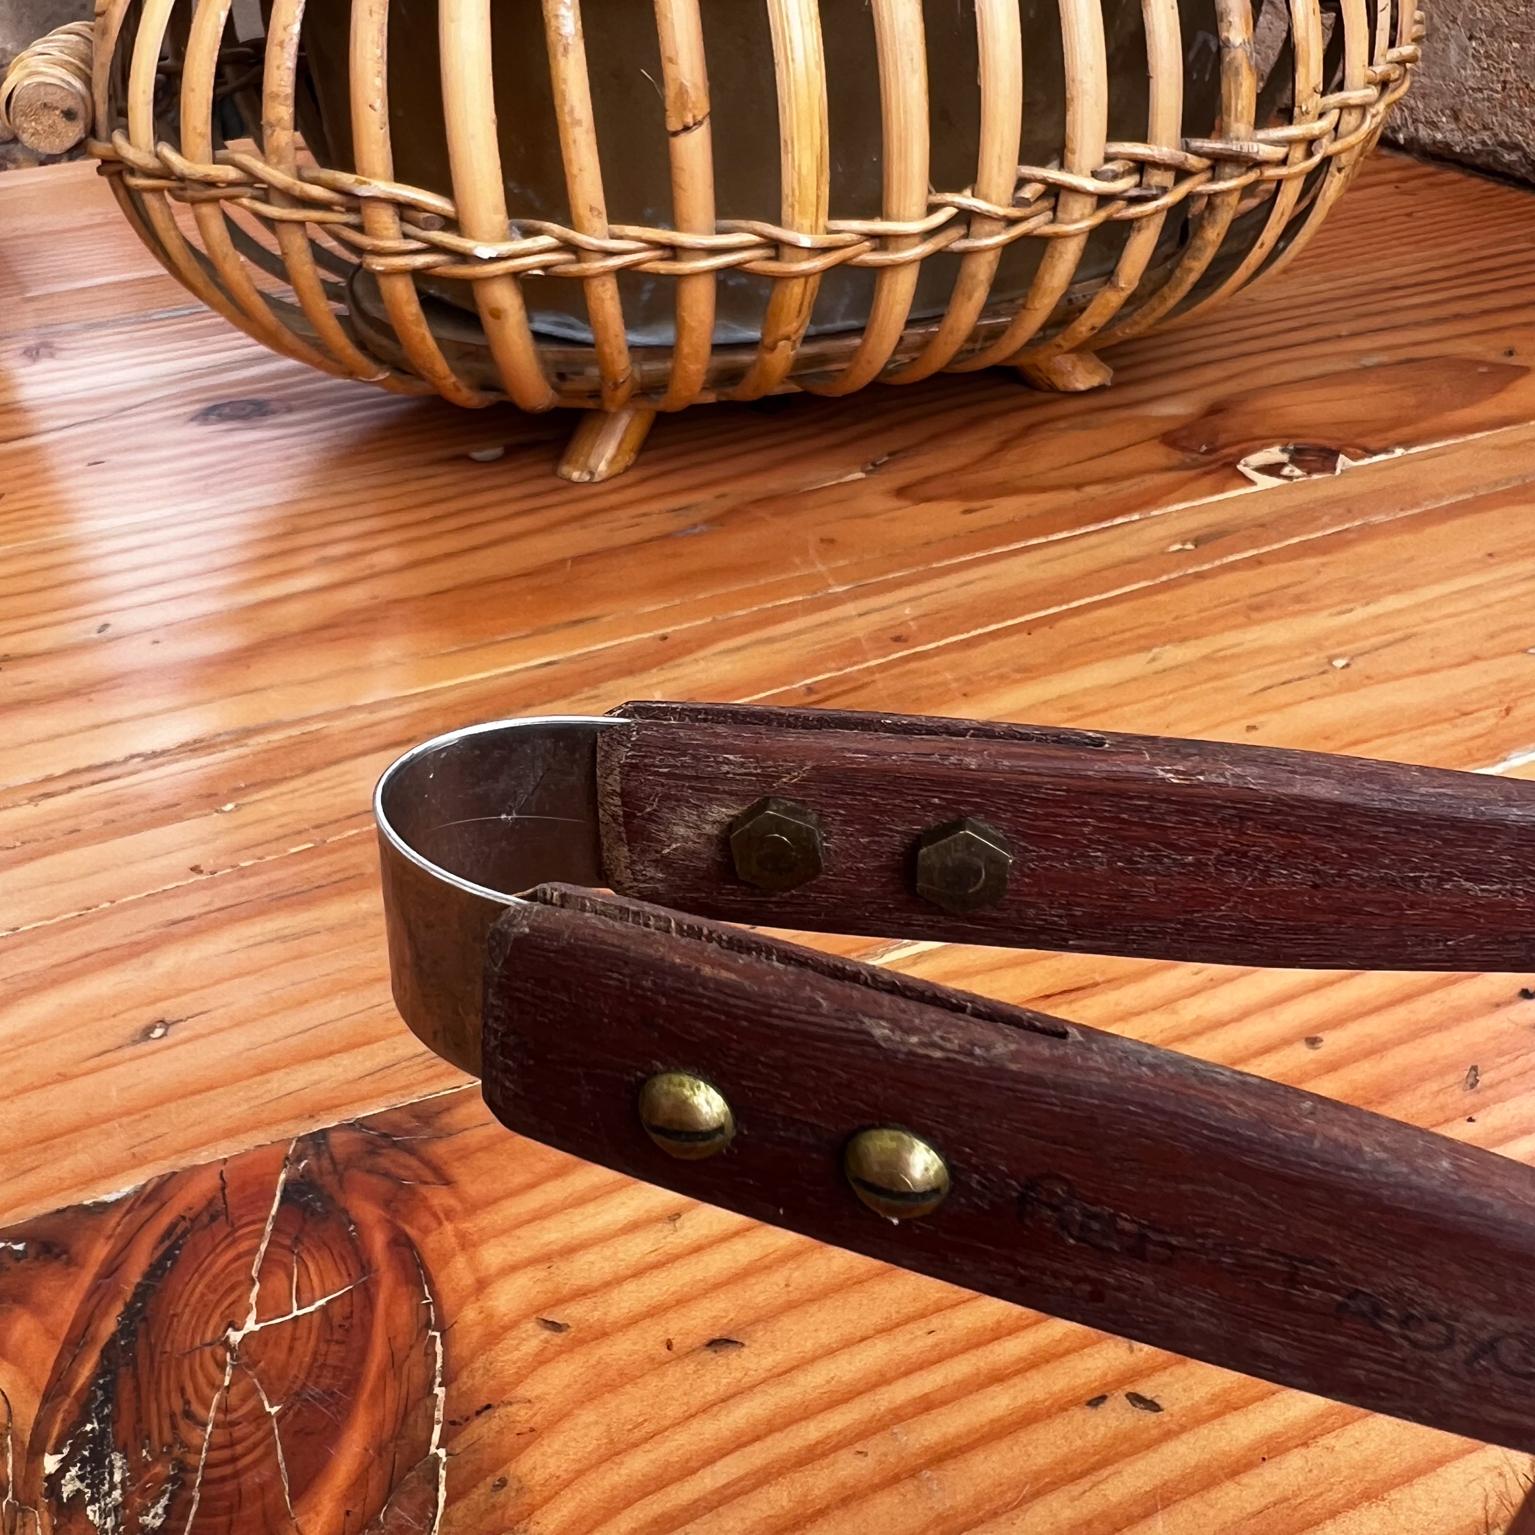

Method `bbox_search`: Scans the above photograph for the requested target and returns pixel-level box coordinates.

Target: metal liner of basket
[10,0,1422,480]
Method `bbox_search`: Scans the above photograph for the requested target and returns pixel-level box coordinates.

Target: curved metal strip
[376,716,626,1076]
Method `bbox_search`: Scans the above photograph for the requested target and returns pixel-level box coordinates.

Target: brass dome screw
[638,1072,736,1160]
[844,1127,951,1221]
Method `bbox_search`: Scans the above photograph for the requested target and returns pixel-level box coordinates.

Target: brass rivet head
[844,1127,950,1221]
[638,1072,735,1160]
[728,796,825,892]
[914,817,1013,914]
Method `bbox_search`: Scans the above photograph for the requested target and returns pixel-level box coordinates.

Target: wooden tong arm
[485,885,1535,1452]
[599,701,1535,970]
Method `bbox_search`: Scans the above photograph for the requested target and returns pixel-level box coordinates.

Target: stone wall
[1387,0,1535,185]
[0,0,86,71]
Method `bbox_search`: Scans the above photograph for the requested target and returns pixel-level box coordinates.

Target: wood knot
[11,1127,450,1529]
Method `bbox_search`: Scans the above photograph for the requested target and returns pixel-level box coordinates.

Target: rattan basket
[4,0,1421,481]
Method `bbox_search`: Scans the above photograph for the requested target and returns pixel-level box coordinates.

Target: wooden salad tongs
[375,701,1535,1451]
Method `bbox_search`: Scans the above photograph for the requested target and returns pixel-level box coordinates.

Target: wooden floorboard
[3,151,1535,1533]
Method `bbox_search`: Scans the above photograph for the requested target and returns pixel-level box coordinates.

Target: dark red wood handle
[597,701,1535,970]
[482,886,1535,1452]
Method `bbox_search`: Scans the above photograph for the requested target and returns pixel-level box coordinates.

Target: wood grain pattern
[5,152,1535,1531]
[0,1130,447,1532]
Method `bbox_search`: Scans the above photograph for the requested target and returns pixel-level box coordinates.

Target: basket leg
[1015,351,1114,394]
[557,407,658,484]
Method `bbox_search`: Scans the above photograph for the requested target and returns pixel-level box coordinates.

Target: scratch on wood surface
[796,453,892,491]
[1499,1455,1535,1534]
[18,412,1499,882]
[6,425,1527,946]
[0,828,370,939]
[244,1369,299,1532]
[1477,745,1535,776]
[358,421,1531,719]
[1506,1487,1535,1533]
[83,1181,144,1208]
[748,470,1535,702]
[856,938,943,969]
[1234,442,1408,487]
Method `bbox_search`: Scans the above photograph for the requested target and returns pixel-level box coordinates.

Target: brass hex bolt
[914,817,1013,914]
[844,1127,951,1221]
[728,797,825,892]
[638,1072,736,1160]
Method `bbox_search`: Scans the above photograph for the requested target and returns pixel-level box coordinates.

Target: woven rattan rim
[90,51,1417,285]
[74,0,1424,423]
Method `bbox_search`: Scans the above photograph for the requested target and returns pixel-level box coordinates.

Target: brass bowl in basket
[5,0,1422,480]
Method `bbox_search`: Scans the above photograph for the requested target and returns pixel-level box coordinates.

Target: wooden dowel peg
[0,21,93,156]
